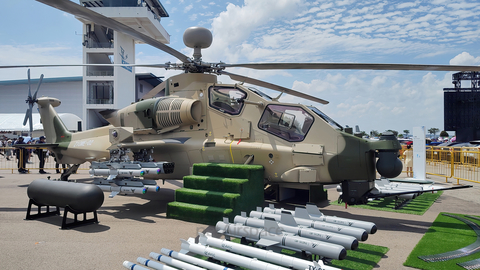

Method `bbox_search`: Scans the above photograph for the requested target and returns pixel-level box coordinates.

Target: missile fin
[198,233,207,245]
[280,211,298,227]
[256,238,279,247]
[256,206,262,212]
[294,207,311,219]
[268,203,275,209]
[264,217,282,234]
[109,191,119,198]
[179,239,190,253]
[241,211,247,217]
[306,203,324,216]
[223,217,229,223]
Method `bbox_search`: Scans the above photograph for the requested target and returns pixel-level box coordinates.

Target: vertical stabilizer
[37,97,72,144]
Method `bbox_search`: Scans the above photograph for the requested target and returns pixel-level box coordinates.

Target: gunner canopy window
[209,86,246,115]
[258,105,314,142]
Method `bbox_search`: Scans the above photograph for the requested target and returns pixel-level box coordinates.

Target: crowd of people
[0,136,67,174]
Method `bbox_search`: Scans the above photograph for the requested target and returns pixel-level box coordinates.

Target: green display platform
[167,163,264,225]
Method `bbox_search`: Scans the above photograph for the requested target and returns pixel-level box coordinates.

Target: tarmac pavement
[0,168,478,270]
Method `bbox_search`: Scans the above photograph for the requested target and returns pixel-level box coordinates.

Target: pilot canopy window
[209,87,246,115]
[258,105,314,142]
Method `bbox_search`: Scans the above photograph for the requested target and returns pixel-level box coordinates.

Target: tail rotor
[23,69,44,137]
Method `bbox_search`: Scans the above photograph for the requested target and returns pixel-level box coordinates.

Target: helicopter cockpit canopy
[209,86,247,115]
[258,104,314,142]
[308,106,343,131]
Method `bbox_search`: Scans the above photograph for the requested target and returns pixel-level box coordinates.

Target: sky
[1,0,480,135]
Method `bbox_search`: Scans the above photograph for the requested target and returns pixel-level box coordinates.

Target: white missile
[181,237,292,270]
[264,203,378,234]
[234,213,358,250]
[96,185,146,196]
[198,232,342,270]
[143,185,160,193]
[250,209,368,241]
[122,261,152,270]
[141,254,203,270]
[160,248,234,270]
[216,219,347,260]
[90,168,146,177]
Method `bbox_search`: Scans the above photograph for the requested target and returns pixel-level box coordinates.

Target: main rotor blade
[0,64,170,69]
[219,70,329,105]
[220,63,480,72]
[33,74,44,101]
[36,0,191,63]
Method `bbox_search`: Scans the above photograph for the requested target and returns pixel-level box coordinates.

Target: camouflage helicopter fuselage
[39,72,402,193]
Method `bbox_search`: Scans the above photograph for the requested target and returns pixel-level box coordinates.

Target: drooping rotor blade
[219,70,329,105]
[33,74,44,101]
[141,80,167,100]
[36,0,191,63]
[0,64,170,69]
[28,113,33,136]
[220,63,480,72]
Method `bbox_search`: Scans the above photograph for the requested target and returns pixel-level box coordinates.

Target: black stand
[25,199,60,220]
[61,206,99,229]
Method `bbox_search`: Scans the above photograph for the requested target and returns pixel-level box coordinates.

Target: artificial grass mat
[195,238,388,270]
[330,191,443,215]
[404,212,480,270]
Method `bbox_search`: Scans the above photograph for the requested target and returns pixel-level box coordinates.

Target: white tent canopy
[0,113,82,132]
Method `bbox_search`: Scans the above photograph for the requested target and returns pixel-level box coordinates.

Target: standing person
[5,139,12,160]
[15,137,28,173]
[403,144,413,177]
[36,136,49,174]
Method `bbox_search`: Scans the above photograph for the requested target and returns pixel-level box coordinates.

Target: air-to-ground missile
[198,232,342,270]
[180,237,292,270]
[96,185,147,195]
[90,161,175,178]
[234,212,358,250]
[216,219,347,260]
[122,261,154,270]
[264,203,377,234]
[160,248,235,270]
[250,209,368,241]
[141,255,204,270]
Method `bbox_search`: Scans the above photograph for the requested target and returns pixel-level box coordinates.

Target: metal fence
[0,147,90,173]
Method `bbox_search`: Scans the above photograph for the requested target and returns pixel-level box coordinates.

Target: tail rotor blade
[33,74,44,101]
[27,69,32,98]
[23,108,31,126]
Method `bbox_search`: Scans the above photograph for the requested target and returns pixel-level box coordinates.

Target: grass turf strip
[330,191,443,215]
[404,212,480,270]
[194,238,388,270]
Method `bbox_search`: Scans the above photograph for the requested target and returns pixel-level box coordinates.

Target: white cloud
[449,52,480,65]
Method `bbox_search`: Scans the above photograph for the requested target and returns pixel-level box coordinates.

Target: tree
[440,130,449,137]
[428,128,440,138]
[370,130,379,137]
[403,130,410,138]
[398,134,404,138]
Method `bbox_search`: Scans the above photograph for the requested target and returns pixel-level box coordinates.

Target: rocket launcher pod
[181,237,292,270]
[160,248,234,270]
[250,209,368,241]
[27,179,104,213]
[234,213,358,250]
[264,203,377,234]
[198,232,342,270]
[122,261,151,270]
[216,219,347,260]
[143,254,203,270]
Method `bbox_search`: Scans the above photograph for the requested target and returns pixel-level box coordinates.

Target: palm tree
[428,128,439,139]
[403,130,410,138]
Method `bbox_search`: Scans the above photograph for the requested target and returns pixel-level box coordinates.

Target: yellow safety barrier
[0,147,90,173]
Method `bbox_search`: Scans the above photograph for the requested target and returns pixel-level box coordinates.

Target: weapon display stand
[25,199,60,220]
[25,199,99,229]
[61,206,99,229]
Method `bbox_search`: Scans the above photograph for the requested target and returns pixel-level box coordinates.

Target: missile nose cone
[361,231,368,241]
[351,239,359,250]
[338,248,347,260]
[370,225,378,234]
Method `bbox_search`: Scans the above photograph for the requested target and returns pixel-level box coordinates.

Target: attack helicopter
[7,0,479,204]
